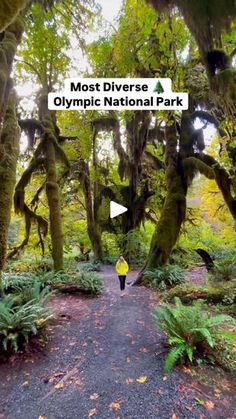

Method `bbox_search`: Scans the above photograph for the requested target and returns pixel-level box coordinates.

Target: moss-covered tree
[0,14,25,295]
[0,93,20,296]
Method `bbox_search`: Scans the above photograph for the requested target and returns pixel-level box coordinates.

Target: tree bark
[40,95,64,271]
[0,17,24,295]
[135,123,187,283]
[78,159,103,260]
[45,137,64,270]
[0,93,20,294]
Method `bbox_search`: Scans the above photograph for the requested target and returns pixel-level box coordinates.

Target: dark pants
[118,275,126,290]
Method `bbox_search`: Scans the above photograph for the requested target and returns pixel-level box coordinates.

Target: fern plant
[79,262,101,272]
[0,298,53,352]
[210,259,236,282]
[74,272,103,295]
[143,265,185,290]
[12,282,52,306]
[153,297,235,373]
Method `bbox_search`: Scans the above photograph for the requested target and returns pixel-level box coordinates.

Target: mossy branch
[183,156,215,179]
[7,204,48,259]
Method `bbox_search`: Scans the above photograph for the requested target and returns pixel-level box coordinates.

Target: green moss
[183,157,215,179]
[0,70,7,83]
[0,0,26,32]
[0,94,20,281]
[164,281,236,304]
[7,15,25,36]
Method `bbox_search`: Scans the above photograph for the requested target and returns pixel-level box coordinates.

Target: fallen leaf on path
[74,379,83,386]
[126,377,134,384]
[54,383,64,390]
[109,402,121,410]
[182,366,191,374]
[49,372,64,382]
[205,401,215,410]
[90,393,100,400]
[22,380,29,386]
[88,408,97,417]
[214,389,221,398]
[139,347,149,353]
[136,376,147,384]
[50,347,60,352]
[178,384,186,393]
[162,376,168,382]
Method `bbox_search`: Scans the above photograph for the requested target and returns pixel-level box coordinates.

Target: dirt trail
[0,266,235,419]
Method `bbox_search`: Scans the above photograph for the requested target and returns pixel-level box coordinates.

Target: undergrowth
[153,297,236,373]
[143,265,185,290]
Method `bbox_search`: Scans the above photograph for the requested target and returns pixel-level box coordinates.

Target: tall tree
[0,14,25,294]
[12,1,97,267]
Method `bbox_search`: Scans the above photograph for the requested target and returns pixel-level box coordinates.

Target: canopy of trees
[0,0,235,286]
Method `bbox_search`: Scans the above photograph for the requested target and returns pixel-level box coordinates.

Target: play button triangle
[110,201,128,219]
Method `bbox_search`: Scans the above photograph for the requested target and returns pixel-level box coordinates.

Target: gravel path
[0,266,235,419]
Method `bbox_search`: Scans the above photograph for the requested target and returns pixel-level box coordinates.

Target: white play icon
[110,201,128,218]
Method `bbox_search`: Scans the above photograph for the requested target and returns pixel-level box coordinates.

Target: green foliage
[210,258,236,282]
[70,272,103,295]
[118,229,149,266]
[170,248,198,269]
[100,256,117,265]
[11,282,52,306]
[0,297,52,352]
[79,262,101,272]
[153,297,235,373]
[143,265,185,290]
[165,281,236,305]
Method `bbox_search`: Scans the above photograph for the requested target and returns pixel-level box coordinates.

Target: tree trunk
[0,17,24,295]
[44,131,64,271]
[38,92,64,271]
[135,124,187,283]
[79,159,103,260]
[0,93,20,294]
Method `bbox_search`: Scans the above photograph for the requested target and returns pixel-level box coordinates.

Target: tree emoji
[153,81,164,94]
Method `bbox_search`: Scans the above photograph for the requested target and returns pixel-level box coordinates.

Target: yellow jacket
[116,260,129,275]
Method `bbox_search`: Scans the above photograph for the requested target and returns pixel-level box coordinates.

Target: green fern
[153,297,235,373]
[143,266,185,290]
[0,297,53,352]
[164,344,186,373]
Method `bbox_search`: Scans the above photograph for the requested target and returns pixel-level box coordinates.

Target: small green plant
[153,297,235,373]
[79,262,101,272]
[143,265,185,290]
[3,273,35,292]
[210,259,236,282]
[0,297,53,352]
[164,281,236,305]
[73,272,103,295]
[13,282,52,306]
[100,256,117,265]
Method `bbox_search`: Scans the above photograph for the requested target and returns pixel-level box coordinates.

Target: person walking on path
[115,255,129,296]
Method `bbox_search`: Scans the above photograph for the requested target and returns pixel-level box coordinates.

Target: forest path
[0,266,235,419]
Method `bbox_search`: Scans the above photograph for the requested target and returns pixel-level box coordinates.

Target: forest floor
[0,266,235,419]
